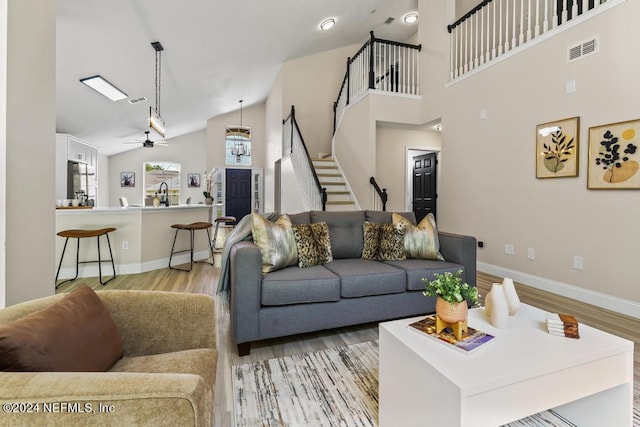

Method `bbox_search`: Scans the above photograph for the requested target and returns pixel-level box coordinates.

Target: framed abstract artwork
[588,118,640,189]
[187,173,201,188]
[536,117,579,178]
[121,172,135,187]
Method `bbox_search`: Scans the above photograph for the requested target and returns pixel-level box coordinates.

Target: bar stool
[212,216,236,252]
[169,222,215,271]
[55,227,117,288]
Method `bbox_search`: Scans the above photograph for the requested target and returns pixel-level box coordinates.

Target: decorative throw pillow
[251,213,298,273]
[392,212,445,261]
[362,221,406,261]
[291,221,333,268]
[0,284,123,372]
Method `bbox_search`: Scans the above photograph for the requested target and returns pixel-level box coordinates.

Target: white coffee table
[379,303,634,427]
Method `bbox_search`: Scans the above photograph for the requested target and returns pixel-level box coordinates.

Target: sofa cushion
[362,221,406,261]
[392,213,445,261]
[0,285,123,372]
[365,210,416,225]
[261,265,340,305]
[384,259,465,291]
[109,348,217,392]
[291,221,333,268]
[251,213,298,273]
[288,211,311,225]
[323,259,406,297]
[310,210,365,259]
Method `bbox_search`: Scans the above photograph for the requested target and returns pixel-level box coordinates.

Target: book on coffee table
[408,315,495,355]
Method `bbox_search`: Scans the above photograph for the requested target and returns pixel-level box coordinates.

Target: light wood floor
[58,266,639,426]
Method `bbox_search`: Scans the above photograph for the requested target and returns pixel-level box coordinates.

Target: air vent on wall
[128,97,147,104]
[567,35,599,63]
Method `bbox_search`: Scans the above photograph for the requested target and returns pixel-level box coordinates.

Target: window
[143,161,180,206]
[225,126,251,166]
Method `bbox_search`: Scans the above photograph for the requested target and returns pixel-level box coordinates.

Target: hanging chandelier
[149,41,166,138]
[228,100,251,163]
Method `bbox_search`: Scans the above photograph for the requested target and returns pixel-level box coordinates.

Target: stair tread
[314,165,338,169]
[327,200,355,205]
[326,191,350,195]
[311,158,334,161]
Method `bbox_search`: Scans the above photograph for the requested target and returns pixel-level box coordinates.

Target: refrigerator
[67,161,97,206]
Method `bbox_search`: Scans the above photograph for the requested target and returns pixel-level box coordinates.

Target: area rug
[233,340,640,426]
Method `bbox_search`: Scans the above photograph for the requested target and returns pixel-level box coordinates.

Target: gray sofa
[229,210,476,355]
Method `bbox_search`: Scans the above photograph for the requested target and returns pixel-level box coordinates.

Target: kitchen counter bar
[55,205,214,280]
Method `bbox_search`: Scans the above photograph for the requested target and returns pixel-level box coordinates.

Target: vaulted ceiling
[56,0,419,155]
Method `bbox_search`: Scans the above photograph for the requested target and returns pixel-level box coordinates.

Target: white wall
[108,129,207,206]
[264,70,284,212]
[1,0,56,306]
[421,0,640,309]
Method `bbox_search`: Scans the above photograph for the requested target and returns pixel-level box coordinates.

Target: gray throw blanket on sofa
[216,212,279,302]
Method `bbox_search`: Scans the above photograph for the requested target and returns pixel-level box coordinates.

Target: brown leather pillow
[0,285,123,372]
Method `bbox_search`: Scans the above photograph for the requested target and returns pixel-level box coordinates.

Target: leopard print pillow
[291,222,333,268]
[362,221,406,261]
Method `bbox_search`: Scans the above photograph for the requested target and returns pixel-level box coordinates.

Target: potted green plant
[422,270,478,323]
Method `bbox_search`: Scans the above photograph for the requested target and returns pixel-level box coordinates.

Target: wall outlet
[122,241,129,250]
[573,255,584,270]
[504,244,514,255]
[527,247,535,260]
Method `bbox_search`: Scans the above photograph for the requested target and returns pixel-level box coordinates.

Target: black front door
[412,152,437,223]
[225,168,252,221]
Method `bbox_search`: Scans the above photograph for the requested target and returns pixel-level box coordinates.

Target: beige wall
[206,102,265,172]
[1,0,56,306]
[376,125,442,213]
[108,129,207,207]
[428,1,640,306]
[280,44,360,158]
[264,69,284,212]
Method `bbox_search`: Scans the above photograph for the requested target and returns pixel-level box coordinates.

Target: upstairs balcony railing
[449,0,616,81]
[333,31,422,134]
[282,106,327,211]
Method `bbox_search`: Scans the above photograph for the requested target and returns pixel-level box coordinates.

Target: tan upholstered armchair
[0,290,217,426]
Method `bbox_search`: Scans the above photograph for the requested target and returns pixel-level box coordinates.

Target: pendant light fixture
[228,100,251,163]
[149,41,166,138]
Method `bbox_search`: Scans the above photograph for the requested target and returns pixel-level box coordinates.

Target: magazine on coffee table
[408,315,495,355]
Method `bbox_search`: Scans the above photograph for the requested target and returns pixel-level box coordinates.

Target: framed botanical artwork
[588,118,640,189]
[536,117,579,178]
[188,173,201,188]
[121,172,135,187]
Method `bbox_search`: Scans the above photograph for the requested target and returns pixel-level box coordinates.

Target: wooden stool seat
[55,227,116,288]
[57,227,116,239]
[169,222,215,271]
[212,216,236,252]
[171,222,213,231]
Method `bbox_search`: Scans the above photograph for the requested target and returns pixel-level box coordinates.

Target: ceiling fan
[123,131,168,148]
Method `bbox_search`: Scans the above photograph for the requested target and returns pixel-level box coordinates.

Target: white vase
[502,277,521,315]
[487,283,509,328]
[484,288,492,320]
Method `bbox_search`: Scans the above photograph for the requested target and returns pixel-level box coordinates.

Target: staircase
[312,157,355,211]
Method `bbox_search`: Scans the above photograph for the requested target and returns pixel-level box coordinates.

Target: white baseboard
[56,251,213,280]
[478,262,640,320]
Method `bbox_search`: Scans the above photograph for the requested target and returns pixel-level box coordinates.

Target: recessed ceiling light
[403,12,419,24]
[320,18,335,31]
[79,75,128,101]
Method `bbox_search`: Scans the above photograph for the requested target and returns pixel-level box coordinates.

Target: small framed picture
[588,118,640,189]
[188,173,201,188]
[121,172,135,187]
[536,117,579,178]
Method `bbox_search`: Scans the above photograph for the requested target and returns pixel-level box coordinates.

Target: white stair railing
[449,0,616,81]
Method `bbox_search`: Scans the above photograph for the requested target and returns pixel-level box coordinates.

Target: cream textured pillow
[291,222,333,268]
[392,213,445,261]
[251,213,298,273]
[362,221,406,261]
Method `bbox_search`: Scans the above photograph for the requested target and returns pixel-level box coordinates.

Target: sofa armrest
[0,371,212,426]
[98,291,216,357]
[229,241,263,345]
[438,231,477,287]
